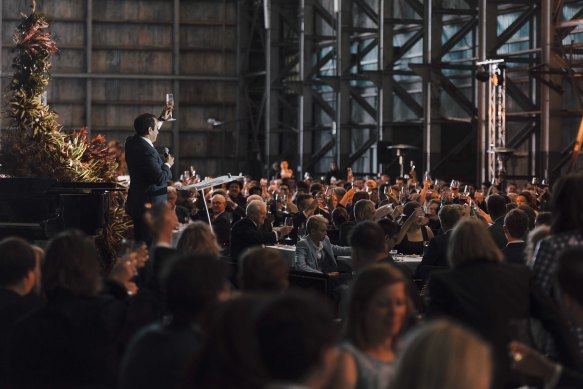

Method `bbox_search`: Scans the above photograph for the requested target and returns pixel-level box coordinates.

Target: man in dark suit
[146,202,179,299]
[487,193,508,249]
[210,194,232,252]
[125,110,174,244]
[0,237,43,386]
[226,181,247,223]
[290,193,317,243]
[230,200,292,261]
[416,204,463,281]
[502,208,528,265]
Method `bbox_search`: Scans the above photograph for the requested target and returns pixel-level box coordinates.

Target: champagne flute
[165,93,177,121]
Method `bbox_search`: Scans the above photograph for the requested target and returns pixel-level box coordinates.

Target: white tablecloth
[266,244,297,268]
[393,254,422,275]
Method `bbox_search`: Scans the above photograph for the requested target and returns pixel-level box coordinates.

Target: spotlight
[475,65,489,82]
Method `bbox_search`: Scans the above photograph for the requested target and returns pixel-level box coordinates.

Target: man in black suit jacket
[210,195,232,253]
[487,193,508,249]
[291,194,317,243]
[230,200,292,261]
[502,208,528,265]
[427,260,578,389]
[146,203,180,299]
[125,111,174,244]
[416,204,464,281]
[0,238,44,386]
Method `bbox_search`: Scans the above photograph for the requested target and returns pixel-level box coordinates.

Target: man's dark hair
[517,204,536,230]
[504,209,529,240]
[296,193,313,211]
[296,181,309,193]
[161,254,228,321]
[352,191,370,204]
[228,180,243,190]
[378,219,400,239]
[256,291,337,382]
[0,237,36,288]
[506,203,518,213]
[438,204,463,232]
[249,186,262,196]
[535,211,552,227]
[331,207,350,228]
[486,194,507,220]
[349,220,386,254]
[558,247,583,306]
[239,248,288,292]
[309,183,323,193]
[133,113,157,136]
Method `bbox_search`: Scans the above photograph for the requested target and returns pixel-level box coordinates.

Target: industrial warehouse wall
[1,0,241,177]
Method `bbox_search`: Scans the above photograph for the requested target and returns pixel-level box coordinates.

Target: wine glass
[283,217,294,243]
[165,93,177,121]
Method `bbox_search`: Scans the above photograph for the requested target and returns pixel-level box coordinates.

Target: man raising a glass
[125,106,174,244]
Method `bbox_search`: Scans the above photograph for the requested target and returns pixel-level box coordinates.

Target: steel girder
[254,0,583,181]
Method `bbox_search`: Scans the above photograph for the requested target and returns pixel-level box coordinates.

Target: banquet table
[392,254,422,276]
[265,244,297,268]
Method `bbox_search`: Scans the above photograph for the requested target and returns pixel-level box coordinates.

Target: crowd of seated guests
[2,168,583,388]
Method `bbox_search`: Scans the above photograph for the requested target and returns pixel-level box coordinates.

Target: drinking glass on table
[165,93,176,121]
[284,217,294,243]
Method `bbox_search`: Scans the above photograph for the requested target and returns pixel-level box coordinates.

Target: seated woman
[329,263,414,389]
[394,201,433,255]
[426,218,580,388]
[389,320,492,389]
[176,221,221,257]
[294,215,351,275]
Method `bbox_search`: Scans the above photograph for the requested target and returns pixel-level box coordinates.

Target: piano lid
[0,177,123,196]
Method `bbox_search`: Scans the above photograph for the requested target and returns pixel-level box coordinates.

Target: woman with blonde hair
[390,320,492,389]
[329,263,414,389]
[426,218,577,388]
[177,221,221,257]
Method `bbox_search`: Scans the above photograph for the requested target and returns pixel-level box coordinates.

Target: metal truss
[252,0,583,181]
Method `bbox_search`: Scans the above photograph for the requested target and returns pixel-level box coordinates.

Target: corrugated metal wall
[1,0,240,177]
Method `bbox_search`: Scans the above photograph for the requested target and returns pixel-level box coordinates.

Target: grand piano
[0,177,119,240]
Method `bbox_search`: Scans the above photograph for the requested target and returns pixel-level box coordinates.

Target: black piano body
[0,177,118,240]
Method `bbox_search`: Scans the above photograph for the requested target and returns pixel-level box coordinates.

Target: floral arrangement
[1,0,129,270]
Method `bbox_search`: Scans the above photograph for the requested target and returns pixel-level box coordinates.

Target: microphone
[164,147,170,158]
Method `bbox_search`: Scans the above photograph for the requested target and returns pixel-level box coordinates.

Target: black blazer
[427,261,580,388]
[502,241,526,265]
[212,212,232,251]
[416,230,451,281]
[0,290,44,387]
[9,290,129,388]
[230,218,277,261]
[338,221,356,247]
[488,216,507,250]
[125,135,172,218]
